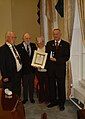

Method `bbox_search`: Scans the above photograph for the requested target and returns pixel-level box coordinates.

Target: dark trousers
[47,67,66,105]
[36,71,49,102]
[22,73,35,101]
[12,71,22,97]
[2,71,22,97]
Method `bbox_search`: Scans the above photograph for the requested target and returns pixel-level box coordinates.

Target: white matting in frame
[31,50,47,69]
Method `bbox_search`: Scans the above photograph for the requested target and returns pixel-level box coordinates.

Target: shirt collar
[23,41,30,46]
[55,39,61,45]
[6,42,12,48]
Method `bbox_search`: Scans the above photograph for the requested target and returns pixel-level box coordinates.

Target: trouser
[48,70,66,105]
[36,71,49,102]
[22,73,35,101]
[2,71,22,97]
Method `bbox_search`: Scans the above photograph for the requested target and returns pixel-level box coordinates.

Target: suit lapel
[21,42,26,51]
[5,44,14,57]
[5,44,16,65]
[21,42,32,57]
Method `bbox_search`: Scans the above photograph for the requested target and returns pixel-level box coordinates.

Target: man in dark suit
[0,31,22,97]
[17,33,37,104]
[46,29,70,111]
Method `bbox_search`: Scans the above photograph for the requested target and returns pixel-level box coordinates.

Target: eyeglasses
[11,36,17,39]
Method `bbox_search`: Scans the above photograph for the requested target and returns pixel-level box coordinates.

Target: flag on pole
[37,0,40,24]
[55,0,64,17]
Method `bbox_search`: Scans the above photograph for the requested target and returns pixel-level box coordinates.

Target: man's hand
[3,78,9,82]
[50,57,56,62]
[38,67,42,70]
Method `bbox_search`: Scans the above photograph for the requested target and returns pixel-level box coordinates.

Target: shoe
[47,102,58,108]
[59,105,65,111]
[44,99,50,104]
[22,99,28,104]
[39,100,44,104]
[30,99,35,103]
[39,99,45,104]
[41,113,47,119]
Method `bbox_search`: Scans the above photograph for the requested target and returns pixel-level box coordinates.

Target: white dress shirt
[55,39,61,46]
[23,42,31,56]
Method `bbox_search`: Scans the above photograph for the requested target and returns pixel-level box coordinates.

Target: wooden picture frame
[31,50,47,69]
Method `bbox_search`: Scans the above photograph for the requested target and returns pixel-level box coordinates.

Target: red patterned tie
[55,41,58,49]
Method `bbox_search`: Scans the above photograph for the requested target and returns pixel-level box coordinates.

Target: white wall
[0,0,40,46]
[0,0,12,46]
[11,0,40,44]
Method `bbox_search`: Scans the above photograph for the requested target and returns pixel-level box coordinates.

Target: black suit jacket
[46,39,70,77]
[17,42,37,74]
[0,44,18,79]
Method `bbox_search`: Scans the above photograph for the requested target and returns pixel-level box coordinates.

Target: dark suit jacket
[0,43,18,79]
[17,42,37,74]
[46,39,70,77]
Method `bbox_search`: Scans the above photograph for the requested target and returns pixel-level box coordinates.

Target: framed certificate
[31,50,48,68]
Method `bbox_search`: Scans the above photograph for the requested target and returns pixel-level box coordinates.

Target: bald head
[23,33,31,43]
[5,31,17,45]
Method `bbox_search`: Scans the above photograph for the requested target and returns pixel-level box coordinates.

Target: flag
[55,0,64,17]
[37,0,40,24]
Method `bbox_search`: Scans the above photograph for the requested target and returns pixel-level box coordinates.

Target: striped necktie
[27,45,29,54]
[55,41,58,49]
[27,44,31,57]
